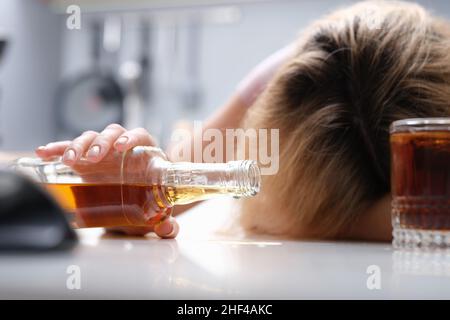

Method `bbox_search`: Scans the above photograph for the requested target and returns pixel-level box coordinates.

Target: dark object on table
[0,36,7,62]
[0,170,77,251]
[0,31,8,146]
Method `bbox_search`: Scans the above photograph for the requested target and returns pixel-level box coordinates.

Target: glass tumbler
[391,118,450,249]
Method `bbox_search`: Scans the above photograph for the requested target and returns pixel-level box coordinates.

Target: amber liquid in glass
[391,131,450,230]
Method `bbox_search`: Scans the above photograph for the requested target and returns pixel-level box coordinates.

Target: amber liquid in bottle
[44,183,246,228]
[391,131,450,230]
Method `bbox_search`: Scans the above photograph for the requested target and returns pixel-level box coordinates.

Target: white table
[1,197,450,299]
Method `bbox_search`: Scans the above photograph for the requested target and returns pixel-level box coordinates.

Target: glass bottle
[11,146,260,228]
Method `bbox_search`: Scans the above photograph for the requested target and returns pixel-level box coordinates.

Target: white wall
[0,0,62,151]
[1,0,450,150]
[61,0,358,145]
[60,0,450,147]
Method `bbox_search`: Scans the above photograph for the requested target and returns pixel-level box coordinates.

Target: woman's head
[241,0,450,238]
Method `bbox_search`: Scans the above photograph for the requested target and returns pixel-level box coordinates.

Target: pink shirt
[236,43,296,107]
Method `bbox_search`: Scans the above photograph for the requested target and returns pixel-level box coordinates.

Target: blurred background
[0,0,449,151]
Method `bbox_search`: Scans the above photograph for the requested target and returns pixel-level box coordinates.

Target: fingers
[154,216,179,239]
[35,141,72,159]
[85,124,127,163]
[104,216,179,239]
[61,131,98,165]
[36,124,155,165]
[114,127,156,152]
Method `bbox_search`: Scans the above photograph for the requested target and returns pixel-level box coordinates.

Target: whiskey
[390,118,450,248]
[12,146,261,229]
[43,183,243,228]
[391,131,450,230]
[44,183,164,228]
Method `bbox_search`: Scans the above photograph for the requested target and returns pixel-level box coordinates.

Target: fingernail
[63,149,76,163]
[87,145,101,159]
[115,136,128,146]
[36,146,46,151]
[156,220,173,236]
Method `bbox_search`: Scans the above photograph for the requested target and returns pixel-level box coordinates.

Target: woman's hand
[105,216,179,239]
[35,123,179,239]
[35,124,157,164]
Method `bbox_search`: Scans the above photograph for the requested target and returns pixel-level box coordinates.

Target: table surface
[1,152,450,299]
[1,196,450,300]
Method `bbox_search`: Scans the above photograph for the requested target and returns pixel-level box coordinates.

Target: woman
[36,1,450,240]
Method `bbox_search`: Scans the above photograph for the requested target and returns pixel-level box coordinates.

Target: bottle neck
[161,160,261,204]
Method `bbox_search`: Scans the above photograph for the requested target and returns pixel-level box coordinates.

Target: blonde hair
[240,1,450,239]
